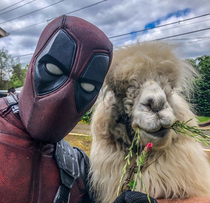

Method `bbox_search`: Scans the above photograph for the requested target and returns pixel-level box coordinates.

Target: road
[70,122,90,135]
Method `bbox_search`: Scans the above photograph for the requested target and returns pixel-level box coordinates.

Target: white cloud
[0,0,209,65]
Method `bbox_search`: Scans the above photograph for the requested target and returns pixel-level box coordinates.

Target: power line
[15,26,210,58]
[13,53,33,58]
[109,12,210,39]
[164,37,210,45]
[12,0,108,58]
[0,0,25,12]
[154,27,210,41]
[166,36,210,41]
[0,0,65,25]
[9,0,107,33]
[12,2,210,59]
[47,0,108,22]
[66,0,107,15]
[110,17,210,43]
[0,0,36,17]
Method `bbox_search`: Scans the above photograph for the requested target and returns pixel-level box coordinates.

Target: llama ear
[160,60,176,69]
[160,60,179,86]
[104,76,119,97]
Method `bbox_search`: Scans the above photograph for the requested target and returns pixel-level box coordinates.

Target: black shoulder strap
[5,93,19,114]
[73,146,90,183]
[73,147,94,203]
[54,139,80,203]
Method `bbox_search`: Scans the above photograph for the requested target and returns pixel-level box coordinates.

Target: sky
[0,0,210,65]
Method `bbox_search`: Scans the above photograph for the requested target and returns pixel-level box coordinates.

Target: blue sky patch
[130,31,137,40]
[144,8,191,30]
[130,8,191,39]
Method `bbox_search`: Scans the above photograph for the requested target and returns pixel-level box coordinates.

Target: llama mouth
[132,123,170,138]
[146,127,170,138]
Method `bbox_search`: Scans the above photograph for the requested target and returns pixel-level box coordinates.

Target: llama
[89,41,210,203]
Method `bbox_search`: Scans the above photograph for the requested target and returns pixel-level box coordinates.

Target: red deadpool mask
[19,15,113,143]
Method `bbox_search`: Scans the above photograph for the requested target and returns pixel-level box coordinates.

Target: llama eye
[46,63,63,75]
[81,83,95,92]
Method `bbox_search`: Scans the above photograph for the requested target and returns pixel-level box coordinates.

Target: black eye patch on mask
[75,54,110,113]
[34,29,77,95]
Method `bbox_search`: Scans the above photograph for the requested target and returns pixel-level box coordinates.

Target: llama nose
[140,81,167,113]
[147,97,165,113]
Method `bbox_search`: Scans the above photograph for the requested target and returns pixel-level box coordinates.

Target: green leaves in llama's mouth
[117,119,210,202]
[171,119,210,146]
[117,128,152,203]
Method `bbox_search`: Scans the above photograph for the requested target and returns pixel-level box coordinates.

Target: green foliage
[128,180,137,191]
[0,48,14,89]
[187,55,210,116]
[172,120,210,146]
[9,64,27,88]
[117,129,151,203]
[0,48,27,90]
[81,110,92,124]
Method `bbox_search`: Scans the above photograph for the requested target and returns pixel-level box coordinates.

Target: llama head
[102,42,198,150]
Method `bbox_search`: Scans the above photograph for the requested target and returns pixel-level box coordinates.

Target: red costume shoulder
[0,14,113,203]
[0,96,60,203]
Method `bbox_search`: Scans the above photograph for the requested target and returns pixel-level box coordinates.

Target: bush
[81,110,92,124]
[187,55,210,117]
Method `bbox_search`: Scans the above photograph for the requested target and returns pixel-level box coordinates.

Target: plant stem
[171,120,210,146]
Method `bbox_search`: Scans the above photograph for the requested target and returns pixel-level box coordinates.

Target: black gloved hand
[113,190,158,203]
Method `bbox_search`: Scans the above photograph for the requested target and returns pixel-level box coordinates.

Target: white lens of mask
[81,83,95,92]
[46,63,63,75]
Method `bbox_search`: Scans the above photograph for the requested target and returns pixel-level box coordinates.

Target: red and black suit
[0,15,112,203]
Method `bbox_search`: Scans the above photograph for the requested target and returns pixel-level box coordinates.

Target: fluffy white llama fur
[89,42,210,203]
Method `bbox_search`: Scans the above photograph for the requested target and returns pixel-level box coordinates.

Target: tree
[9,64,27,88]
[187,55,210,116]
[0,48,14,89]
[0,48,27,90]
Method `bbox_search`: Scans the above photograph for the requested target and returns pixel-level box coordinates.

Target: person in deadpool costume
[0,15,158,203]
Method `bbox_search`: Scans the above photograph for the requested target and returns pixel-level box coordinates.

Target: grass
[171,120,210,146]
[78,121,90,125]
[197,116,210,123]
[64,133,92,157]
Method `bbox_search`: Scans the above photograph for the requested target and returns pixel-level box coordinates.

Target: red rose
[145,142,153,152]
